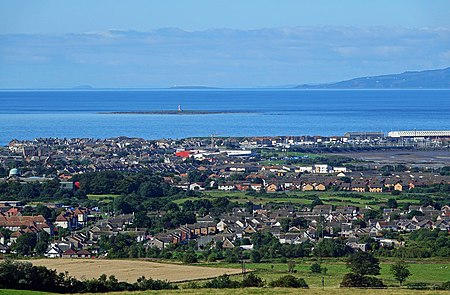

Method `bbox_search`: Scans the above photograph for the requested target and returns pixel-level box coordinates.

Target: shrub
[310,262,322,273]
[204,275,240,288]
[440,281,450,290]
[182,252,198,264]
[269,275,309,288]
[406,282,429,290]
[287,260,296,273]
[185,281,201,289]
[250,251,262,263]
[207,253,218,262]
[340,273,385,288]
[242,273,264,287]
[133,276,177,291]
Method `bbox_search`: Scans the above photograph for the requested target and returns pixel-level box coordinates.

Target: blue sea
[1,89,450,145]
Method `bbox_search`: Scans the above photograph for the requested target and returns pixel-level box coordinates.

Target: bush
[242,273,264,287]
[269,275,309,288]
[185,281,201,289]
[340,273,385,288]
[440,281,450,290]
[310,262,322,273]
[182,252,198,264]
[207,253,218,262]
[406,282,429,290]
[204,275,240,288]
[250,251,262,263]
[133,276,177,291]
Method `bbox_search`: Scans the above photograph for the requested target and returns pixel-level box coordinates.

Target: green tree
[182,252,198,264]
[310,262,322,274]
[387,198,398,208]
[250,251,262,263]
[346,252,381,276]
[17,184,40,200]
[138,182,164,198]
[313,238,350,257]
[35,204,54,220]
[113,196,133,214]
[390,260,411,286]
[34,231,50,255]
[364,209,382,221]
[12,233,37,256]
[287,260,296,273]
[311,197,323,208]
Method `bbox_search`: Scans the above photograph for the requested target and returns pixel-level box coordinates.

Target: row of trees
[188,273,308,289]
[0,260,176,293]
[341,252,412,287]
[0,180,83,202]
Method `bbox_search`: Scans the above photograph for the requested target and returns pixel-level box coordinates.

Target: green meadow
[174,190,421,209]
[196,259,450,289]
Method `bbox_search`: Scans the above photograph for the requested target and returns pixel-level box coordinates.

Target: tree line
[0,260,176,293]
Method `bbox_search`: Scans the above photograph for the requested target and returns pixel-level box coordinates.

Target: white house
[313,164,331,174]
[45,245,63,258]
[218,183,235,191]
[295,166,313,173]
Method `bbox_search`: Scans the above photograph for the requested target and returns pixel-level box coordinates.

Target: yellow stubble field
[30,259,242,282]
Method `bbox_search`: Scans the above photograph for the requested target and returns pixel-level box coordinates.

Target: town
[0,131,449,261]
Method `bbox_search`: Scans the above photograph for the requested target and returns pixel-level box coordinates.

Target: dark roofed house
[312,205,332,215]
[62,248,78,258]
[76,249,92,258]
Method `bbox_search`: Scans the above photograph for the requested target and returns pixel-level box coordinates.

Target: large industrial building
[387,130,450,138]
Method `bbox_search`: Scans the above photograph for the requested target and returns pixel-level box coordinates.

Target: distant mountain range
[5,67,449,91]
[295,67,450,89]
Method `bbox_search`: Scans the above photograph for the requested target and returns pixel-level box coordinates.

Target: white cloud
[0,26,449,87]
[333,46,361,57]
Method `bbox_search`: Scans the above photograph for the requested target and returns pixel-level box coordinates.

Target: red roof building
[175,151,191,158]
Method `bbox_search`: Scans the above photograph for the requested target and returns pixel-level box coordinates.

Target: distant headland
[295,67,450,89]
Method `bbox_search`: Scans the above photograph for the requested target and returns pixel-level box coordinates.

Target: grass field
[0,291,55,295]
[29,259,242,282]
[2,288,450,295]
[198,259,450,289]
[103,289,450,295]
[5,258,450,295]
[28,258,450,290]
[174,190,421,209]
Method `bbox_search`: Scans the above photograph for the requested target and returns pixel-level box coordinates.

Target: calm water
[1,89,450,145]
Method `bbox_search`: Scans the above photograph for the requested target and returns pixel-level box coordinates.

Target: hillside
[296,67,450,89]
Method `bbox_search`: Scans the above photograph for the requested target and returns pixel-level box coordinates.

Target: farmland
[27,258,450,290]
[2,287,450,295]
[29,259,242,282]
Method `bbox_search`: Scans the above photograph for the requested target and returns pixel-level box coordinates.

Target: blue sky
[1,1,450,88]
